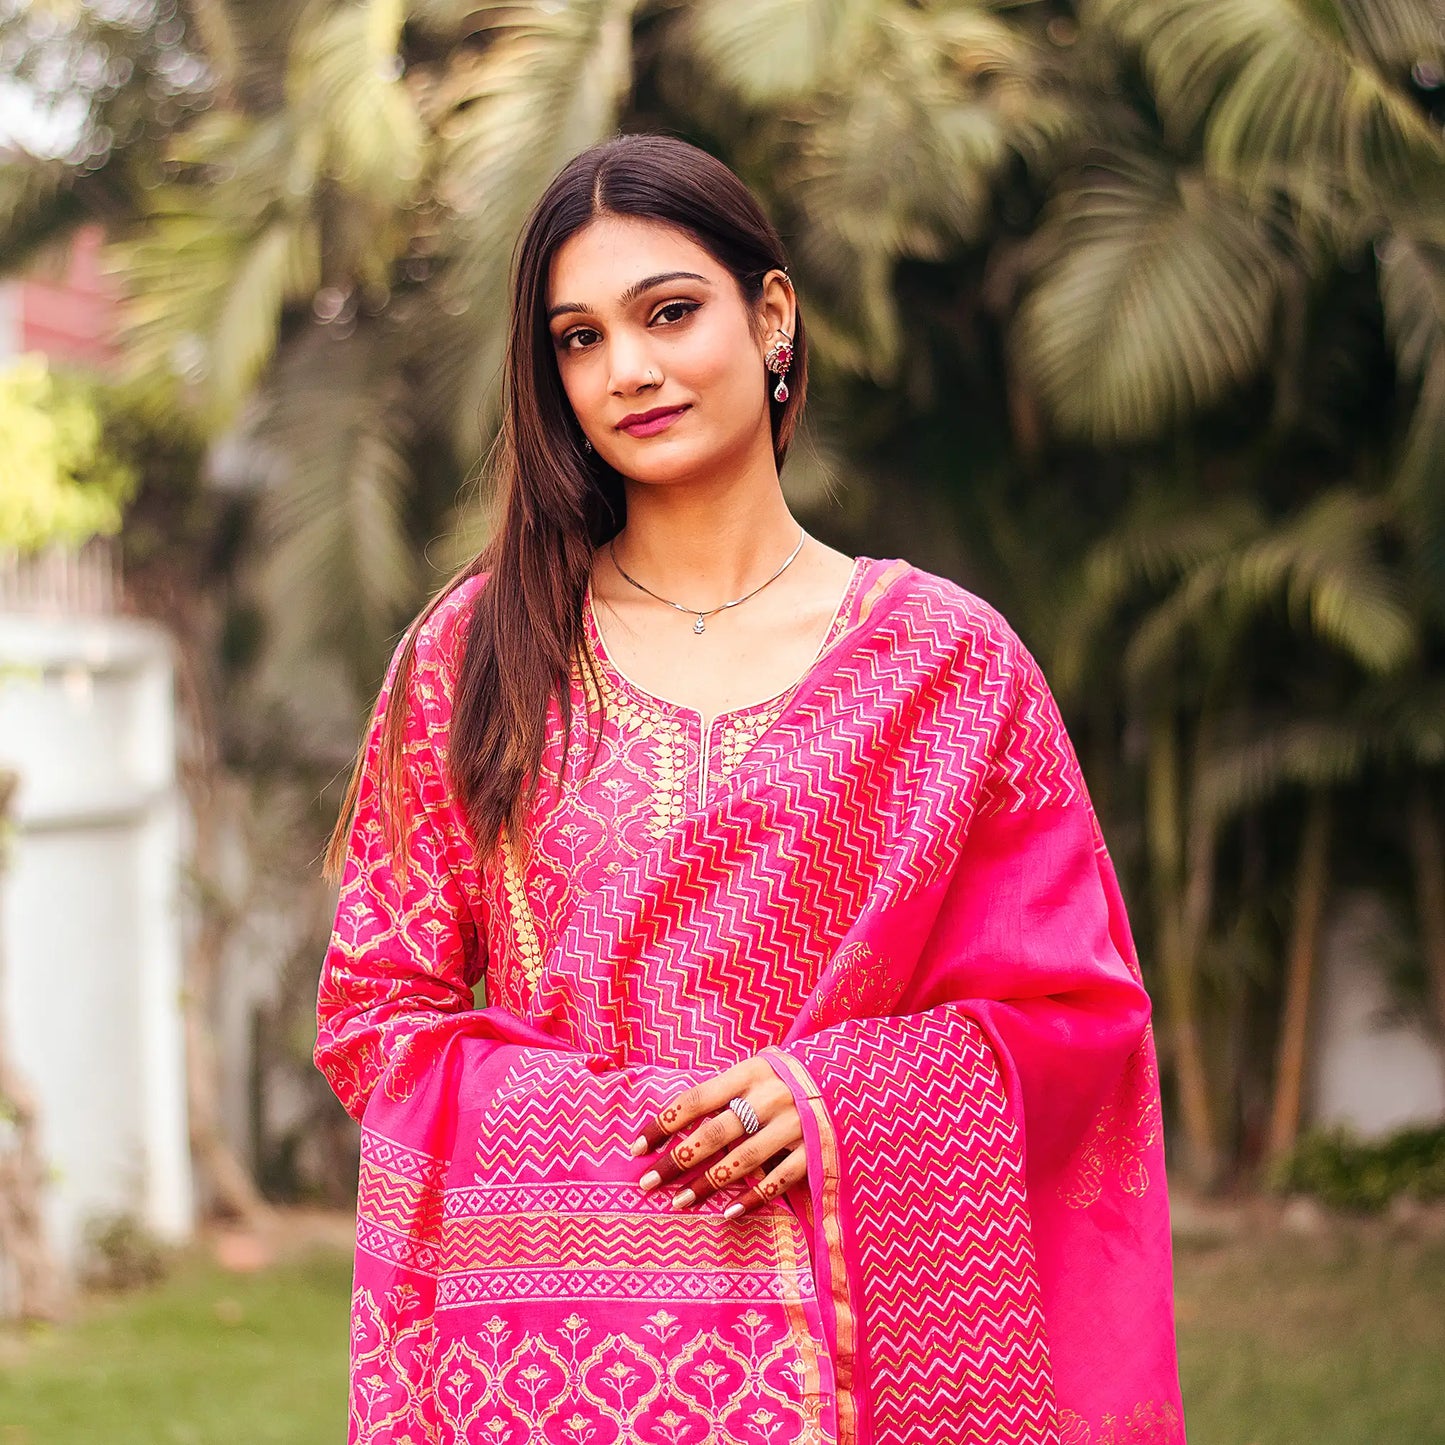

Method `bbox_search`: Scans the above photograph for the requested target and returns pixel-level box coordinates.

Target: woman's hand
[629,1054,807,1219]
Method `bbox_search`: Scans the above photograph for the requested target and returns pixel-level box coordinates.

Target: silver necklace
[609,526,807,634]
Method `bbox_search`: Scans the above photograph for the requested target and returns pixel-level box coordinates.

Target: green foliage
[1085,0,1445,209]
[1014,158,1295,443]
[1273,1123,1445,1213]
[0,0,213,267]
[0,353,139,551]
[6,1232,1445,1443]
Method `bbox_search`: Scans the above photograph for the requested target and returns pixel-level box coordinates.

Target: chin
[617,446,713,484]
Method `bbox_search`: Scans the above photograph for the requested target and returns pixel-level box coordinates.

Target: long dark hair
[323,132,809,882]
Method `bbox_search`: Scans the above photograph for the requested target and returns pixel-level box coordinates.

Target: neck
[607,440,804,603]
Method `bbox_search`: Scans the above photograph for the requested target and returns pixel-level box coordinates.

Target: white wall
[0,612,193,1284]
[1309,888,1445,1137]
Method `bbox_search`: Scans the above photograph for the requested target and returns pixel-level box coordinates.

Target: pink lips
[618,405,689,437]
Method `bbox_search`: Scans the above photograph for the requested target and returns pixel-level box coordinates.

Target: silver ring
[728,1096,761,1135]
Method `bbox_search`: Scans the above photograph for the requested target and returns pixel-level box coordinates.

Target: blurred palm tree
[1052,481,1424,1180]
[1006,0,1445,1182]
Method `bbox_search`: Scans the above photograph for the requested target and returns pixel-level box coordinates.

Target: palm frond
[1197,716,1377,824]
[247,321,421,697]
[1121,553,1233,684]
[1089,0,1445,205]
[1064,485,1416,691]
[1013,157,1293,441]
[208,0,309,111]
[1334,0,1445,77]
[1379,227,1445,620]
[1378,225,1445,385]
[0,154,81,266]
[287,0,425,208]
[1228,488,1417,672]
[105,111,322,435]
[1052,493,1264,695]
[1195,669,1445,827]
[1386,677,1445,766]
[676,0,877,105]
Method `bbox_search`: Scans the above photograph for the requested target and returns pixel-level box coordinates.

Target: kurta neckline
[582,552,872,730]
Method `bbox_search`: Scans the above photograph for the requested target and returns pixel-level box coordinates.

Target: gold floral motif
[645,716,689,838]
[1058,1399,1183,1444]
[719,707,787,778]
[1058,1025,1163,1209]
[350,1286,830,1444]
[811,941,903,1028]
[577,641,691,839]
[499,830,546,991]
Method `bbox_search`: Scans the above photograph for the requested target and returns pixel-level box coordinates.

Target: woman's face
[545,215,792,484]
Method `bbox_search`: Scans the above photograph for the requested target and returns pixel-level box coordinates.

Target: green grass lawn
[0,1246,352,1445]
[1,1220,1442,1443]
[1175,1223,1445,1445]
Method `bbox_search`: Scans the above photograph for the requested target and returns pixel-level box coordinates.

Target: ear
[758,268,796,348]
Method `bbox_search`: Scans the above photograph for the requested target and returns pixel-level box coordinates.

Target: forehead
[546,216,722,304]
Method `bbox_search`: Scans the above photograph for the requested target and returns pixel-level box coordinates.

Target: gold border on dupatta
[764,1190,831,1445]
[763,1045,861,1445]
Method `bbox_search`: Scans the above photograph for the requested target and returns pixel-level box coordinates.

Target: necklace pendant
[693,614,706,634]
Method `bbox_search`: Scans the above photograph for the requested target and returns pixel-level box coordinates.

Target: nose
[607,332,662,395]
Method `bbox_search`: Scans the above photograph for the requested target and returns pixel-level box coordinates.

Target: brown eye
[653,300,699,325]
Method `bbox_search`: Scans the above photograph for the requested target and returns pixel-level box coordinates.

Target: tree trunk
[126,565,271,1227]
[171,636,271,1227]
[1265,792,1333,1168]
[1407,789,1445,1041]
[1146,711,1219,1186]
[0,770,69,1321]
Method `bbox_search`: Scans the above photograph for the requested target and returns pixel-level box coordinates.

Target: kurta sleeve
[313,593,489,1123]
[314,578,562,1125]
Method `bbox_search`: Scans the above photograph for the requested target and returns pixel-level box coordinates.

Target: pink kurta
[316,556,1186,1444]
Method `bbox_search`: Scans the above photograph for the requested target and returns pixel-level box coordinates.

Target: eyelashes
[556,299,701,353]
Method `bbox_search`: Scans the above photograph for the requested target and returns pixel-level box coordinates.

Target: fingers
[631,1059,806,1221]
[630,1063,783,1157]
[638,1107,750,1190]
[722,1145,809,1220]
[663,1113,799,1209]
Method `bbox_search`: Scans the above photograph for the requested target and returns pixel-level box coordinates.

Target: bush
[0,353,139,552]
[1272,1123,1445,1214]
[80,1212,173,1292]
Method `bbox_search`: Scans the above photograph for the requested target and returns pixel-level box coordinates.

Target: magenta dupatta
[315,558,1186,1444]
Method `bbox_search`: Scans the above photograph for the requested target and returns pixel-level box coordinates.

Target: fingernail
[723,1203,744,1220]
[628,1136,647,1156]
[671,1189,695,1209]
[639,1170,660,1191]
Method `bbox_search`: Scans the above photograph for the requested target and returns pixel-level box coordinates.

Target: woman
[315,132,1185,1445]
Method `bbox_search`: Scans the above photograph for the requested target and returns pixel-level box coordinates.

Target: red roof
[13,223,121,371]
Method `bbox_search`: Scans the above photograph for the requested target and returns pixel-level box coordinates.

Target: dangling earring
[765,327,794,403]
[584,437,593,453]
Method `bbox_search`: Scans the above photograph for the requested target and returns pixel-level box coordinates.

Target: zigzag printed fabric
[316,556,1187,1444]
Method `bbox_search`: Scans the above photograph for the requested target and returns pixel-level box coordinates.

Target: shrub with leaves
[0,352,139,552]
[1273,1123,1445,1213]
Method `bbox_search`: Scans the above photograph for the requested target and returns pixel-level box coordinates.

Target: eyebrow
[546,271,712,324]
